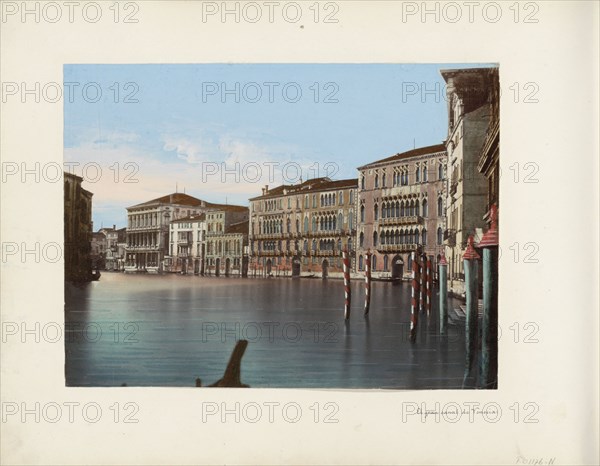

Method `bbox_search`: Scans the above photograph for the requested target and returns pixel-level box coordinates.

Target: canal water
[65,273,467,389]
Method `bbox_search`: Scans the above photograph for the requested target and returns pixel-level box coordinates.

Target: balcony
[444,229,456,246]
[378,216,423,226]
[449,181,458,196]
[375,243,418,254]
[315,250,338,257]
[254,233,284,240]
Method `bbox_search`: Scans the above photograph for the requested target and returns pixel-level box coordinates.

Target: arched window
[303,240,308,252]
[312,217,317,232]
[437,197,443,216]
[296,218,300,232]
[437,227,443,245]
[400,201,405,217]
[361,177,365,190]
[375,174,379,188]
[414,229,419,244]
[337,239,342,251]
[349,210,354,230]
[423,164,428,182]
[372,255,377,270]
[438,163,444,180]
[422,229,427,245]
[415,199,420,217]
[383,255,389,271]
[304,217,309,232]
[373,231,378,247]
[422,199,428,217]
[339,191,343,205]
[359,255,364,271]
[349,190,354,204]
[360,205,365,222]
[287,218,291,232]
[382,173,386,187]
[408,255,412,270]
[320,194,324,206]
[359,232,364,248]
[374,203,379,220]
[338,213,343,229]
[332,215,337,230]
[415,166,420,183]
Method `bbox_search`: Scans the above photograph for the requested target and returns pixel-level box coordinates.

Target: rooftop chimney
[262,185,269,195]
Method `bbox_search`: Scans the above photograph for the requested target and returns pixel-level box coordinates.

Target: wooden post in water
[342,249,351,320]
[426,257,433,314]
[419,248,427,313]
[462,235,481,388]
[364,250,372,316]
[439,252,448,335]
[410,248,421,343]
[478,204,499,389]
[209,340,249,387]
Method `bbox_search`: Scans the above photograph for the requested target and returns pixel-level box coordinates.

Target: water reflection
[65,273,466,388]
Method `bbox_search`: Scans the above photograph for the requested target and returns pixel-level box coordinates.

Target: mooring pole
[426,256,433,314]
[410,248,421,343]
[420,252,427,314]
[478,204,499,389]
[342,249,351,320]
[439,252,448,335]
[364,250,372,316]
[462,235,481,388]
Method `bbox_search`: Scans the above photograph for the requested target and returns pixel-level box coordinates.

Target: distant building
[357,144,448,279]
[90,231,107,270]
[248,178,358,278]
[125,193,235,273]
[64,172,93,282]
[167,214,206,274]
[100,226,127,271]
[205,207,249,277]
[440,67,493,294]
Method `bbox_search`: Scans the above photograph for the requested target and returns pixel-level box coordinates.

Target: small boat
[91,270,101,281]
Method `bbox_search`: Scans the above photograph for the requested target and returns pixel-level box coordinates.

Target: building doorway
[322,259,329,278]
[391,255,404,280]
[225,258,231,276]
[266,259,272,275]
[292,256,301,277]
[215,258,221,277]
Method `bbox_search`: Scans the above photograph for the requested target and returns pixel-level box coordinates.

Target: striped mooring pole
[420,252,427,314]
[438,252,448,335]
[426,257,433,314]
[478,204,499,389]
[410,248,421,343]
[342,249,351,320]
[462,235,481,388]
[364,250,372,316]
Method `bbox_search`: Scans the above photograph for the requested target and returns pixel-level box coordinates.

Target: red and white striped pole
[410,248,421,343]
[364,250,372,316]
[420,252,427,314]
[426,257,433,314]
[342,249,351,320]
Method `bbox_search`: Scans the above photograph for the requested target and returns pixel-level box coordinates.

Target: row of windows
[252,238,353,253]
[253,212,355,235]
[360,163,446,190]
[256,191,355,212]
[358,227,444,247]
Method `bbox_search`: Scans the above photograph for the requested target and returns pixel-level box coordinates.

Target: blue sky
[64,63,494,229]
